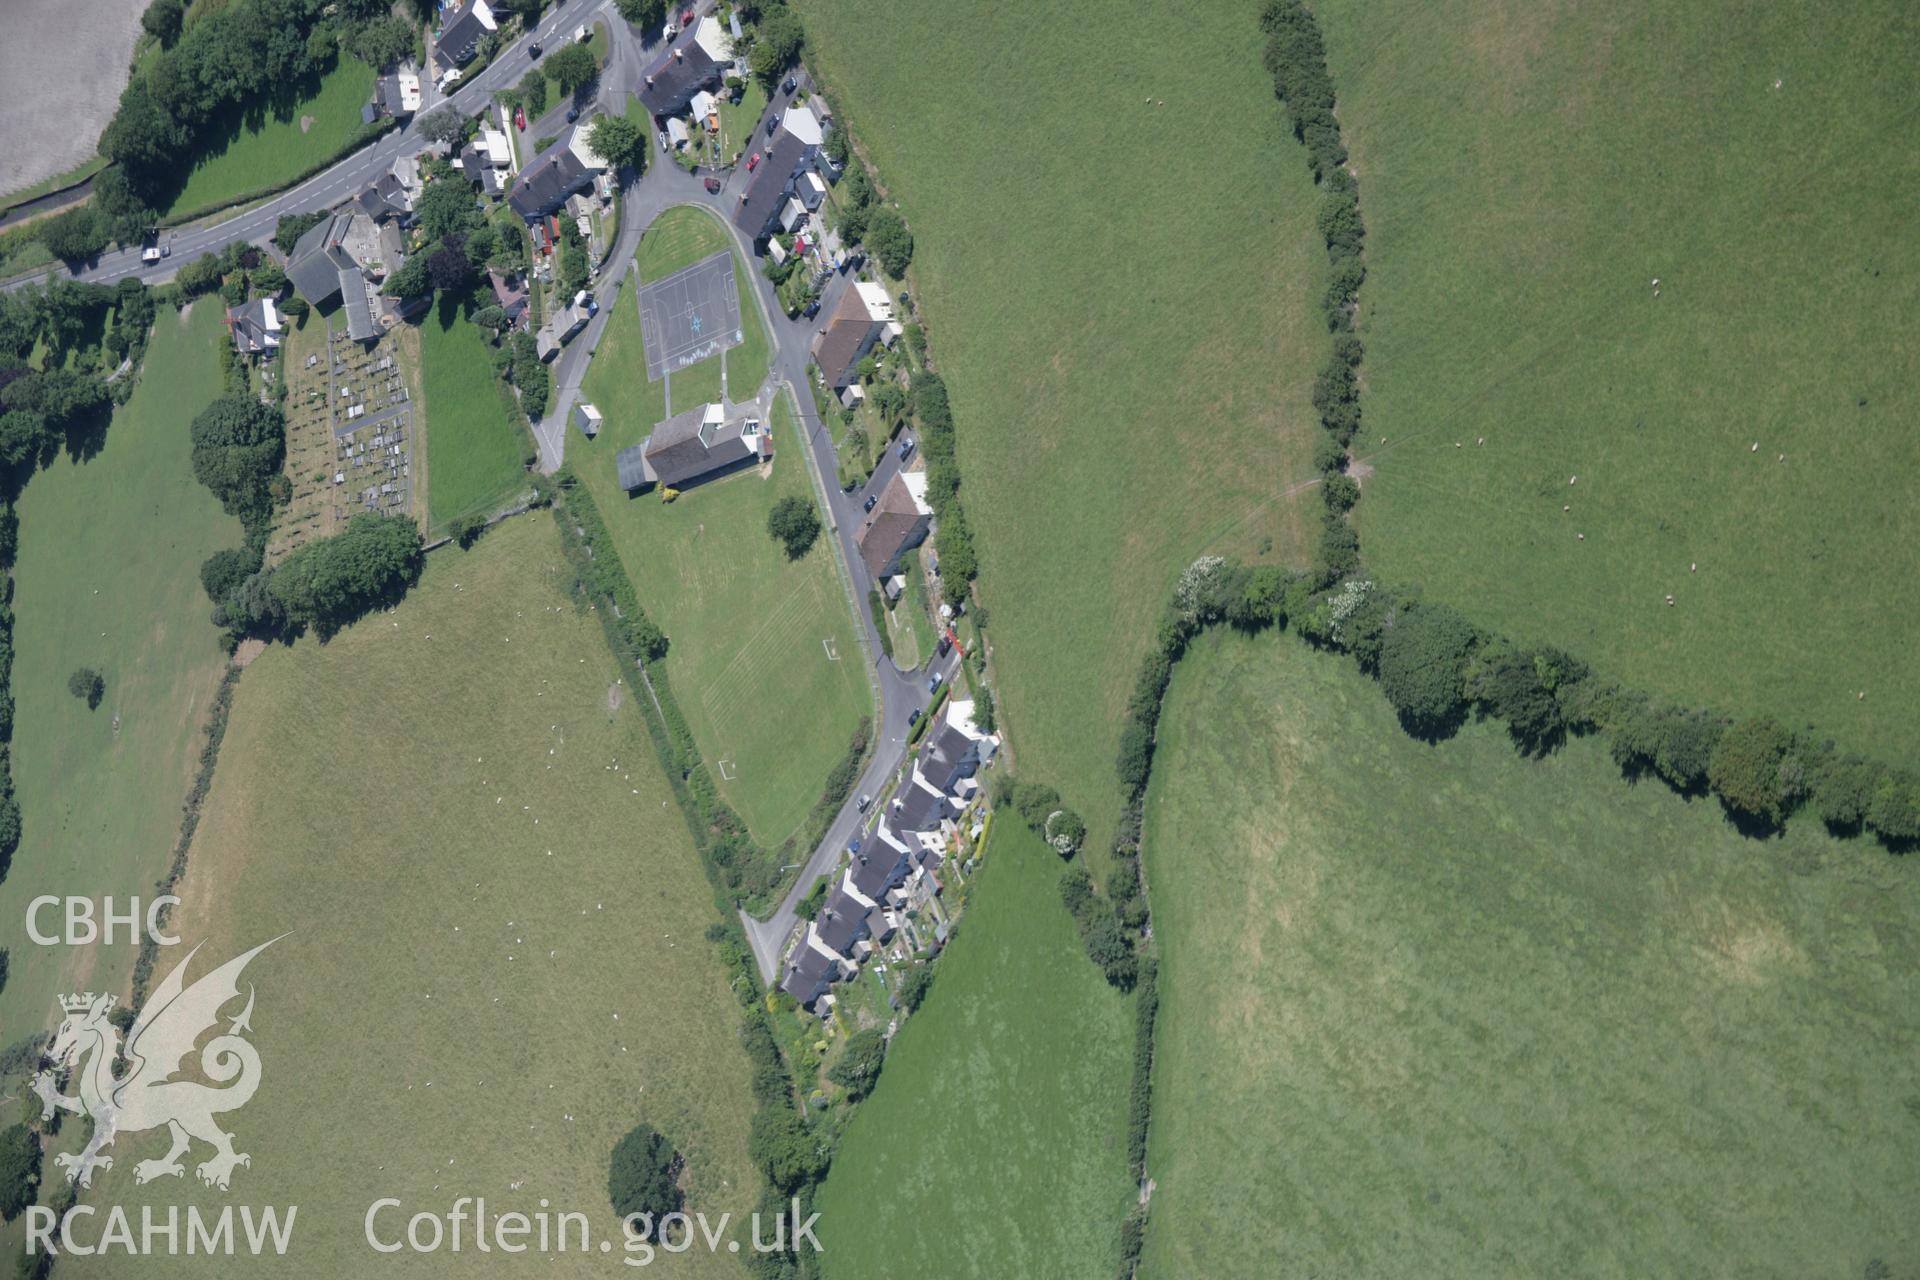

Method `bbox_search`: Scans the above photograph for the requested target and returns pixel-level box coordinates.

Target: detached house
[226,297,282,357]
[615,401,769,492]
[811,281,900,389]
[432,0,497,75]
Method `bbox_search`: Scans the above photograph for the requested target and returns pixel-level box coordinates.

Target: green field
[1139,628,1920,1277]
[1311,0,1920,759]
[165,59,377,216]
[803,0,1328,846]
[577,278,867,844]
[419,290,531,529]
[64,516,759,1277]
[815,821,1137,1279]
[0,303,239,1041]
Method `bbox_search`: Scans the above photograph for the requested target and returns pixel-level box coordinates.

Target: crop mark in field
[700,576,817,732]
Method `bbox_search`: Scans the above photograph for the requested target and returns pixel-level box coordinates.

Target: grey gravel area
[0,0,149,199]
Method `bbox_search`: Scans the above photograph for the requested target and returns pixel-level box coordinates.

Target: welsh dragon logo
[33,937,282,1191]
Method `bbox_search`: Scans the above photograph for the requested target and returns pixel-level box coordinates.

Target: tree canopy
[766,494,820,559]
[606,1123,681,1233]
[0,1123,39,1223]
[1377,601,1476,739]
[589,112,646,171]
[189,395,286,534]
[863,207,913,277]
[827,1027,887,1100]
[543,43,599,96]
[747,5,804,88]
[267,513,423,637]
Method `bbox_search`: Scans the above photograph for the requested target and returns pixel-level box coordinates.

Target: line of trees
[906,371,976,605]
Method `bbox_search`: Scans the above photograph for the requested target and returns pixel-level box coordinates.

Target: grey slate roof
[849,840,909,900]
[731,131,810,241]
[889,777,952,834]
[507,147,595,220]
[615,443,652,491]
[433,0,493,71]
[636,41,721,117]
[814,886,870,958]
[339,268,378,341]
[286,213,357,305]
[626,401,766,490]
[779,942,835,1006]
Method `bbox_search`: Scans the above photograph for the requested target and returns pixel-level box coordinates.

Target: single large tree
[1377,601,1476,739]
[613,0,667,27]
[589,112,646,171]
[607,1124,681,1235]
[766,494,820,559]
[415,104,466,146]
[543,43,599,96]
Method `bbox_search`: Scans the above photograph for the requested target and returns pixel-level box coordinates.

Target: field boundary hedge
[160,118,397,229]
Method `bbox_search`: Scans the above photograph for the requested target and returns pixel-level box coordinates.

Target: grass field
[1139,628,1920,1277]
[576,284,867,843]
[0,303,238,1043]
[1309,0,1920,759]
[802,0,1328,848]
[418,289,530,530]
[63,516,759,1277]
[164,58,377,216]
[815,821,1137,1279]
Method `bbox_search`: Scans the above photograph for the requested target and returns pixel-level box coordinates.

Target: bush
[1043,807,1086,858]
[827,1027,887,1100]
[897,962,933,1012]
[607,1124,681,1234]
[449,513,487,549]
[1708,716,1797,825]
[747,1107,827,1193]
[864,208,913,277]
[1377,601,1476,739]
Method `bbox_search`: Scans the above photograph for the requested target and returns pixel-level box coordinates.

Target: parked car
[801,298,820,319]
[746,151,760,171]
[703,176,721,193]
[140,245,162,264]
[847,836,862,855]
[160,242,170,257]
[766,115,779,137]
[679,7,695,24]
[927,673,941,694]
[782,77,797,95]
[907,709,922,730]
[515,106,527,129]
[862,492,877,513]
[897,437,914,461]
[857,793,872,813]
[936,635,952,658]
[528,41,542,58]
[574,23,589,41]
[565,106,580,122]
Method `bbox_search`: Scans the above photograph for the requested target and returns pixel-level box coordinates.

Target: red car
[679,7,695,25]
[746,151,760,171]
[703,177,721,193]
[514,105,526,130]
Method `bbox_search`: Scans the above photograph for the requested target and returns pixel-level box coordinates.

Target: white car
[140,246,162,264]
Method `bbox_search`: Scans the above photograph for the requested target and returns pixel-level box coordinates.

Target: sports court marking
[718,756,738,781]
[822,637,839,661]
[638,250,743,382]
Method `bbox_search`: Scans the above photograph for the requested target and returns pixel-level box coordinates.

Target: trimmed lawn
[577,286,868,843]
[1317,0,1920,759]
[0,302,239,1042]
[164,58,377,216]
[815,821,1137,1279]
[1141,628,1920,1277]
[418,289,531,530]
[65,516,760,1278]
[803,0,1328,852]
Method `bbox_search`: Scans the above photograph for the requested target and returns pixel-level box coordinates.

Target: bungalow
[487,268,529,327]
[432,0,497,75]
[855,469,933,580]
[730,130,813,243]
[226,297,281,357]
[285,212,359,306]
[614,400,769,492]
[810,280,899,389]
[507,147,595,220]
